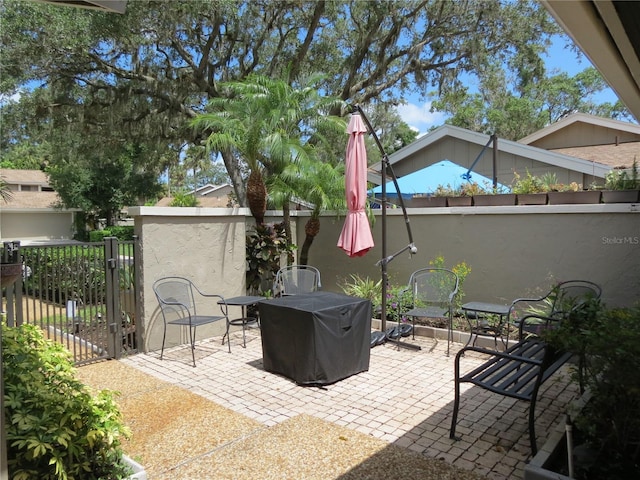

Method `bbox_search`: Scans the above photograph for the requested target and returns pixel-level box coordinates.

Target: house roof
[1,190,64,210]
[549,142,640,169]
[367,124,612,186]
[518,113,640,145]
[155,196,233,208]
[1,168,50,186]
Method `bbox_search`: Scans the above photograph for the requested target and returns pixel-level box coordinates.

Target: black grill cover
[258,292,372,385]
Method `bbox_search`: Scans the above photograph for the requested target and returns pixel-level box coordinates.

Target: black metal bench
[449,314,572,455]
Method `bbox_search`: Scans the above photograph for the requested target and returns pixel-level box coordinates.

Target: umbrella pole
[353,105,419,351]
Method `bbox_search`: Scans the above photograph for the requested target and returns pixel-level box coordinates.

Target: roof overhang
[541,1,640,122]
[32,0,127,13]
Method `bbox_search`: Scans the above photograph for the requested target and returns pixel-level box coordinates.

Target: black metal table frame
[461,301,511,350]
[220,295,264,351]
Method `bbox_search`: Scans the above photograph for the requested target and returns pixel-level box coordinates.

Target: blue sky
[396,34,620,135]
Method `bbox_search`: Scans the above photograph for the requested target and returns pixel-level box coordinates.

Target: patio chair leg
[190,325,196,367]
[160,324,167,360]
[529,397,538,456]
[450,355,461,440]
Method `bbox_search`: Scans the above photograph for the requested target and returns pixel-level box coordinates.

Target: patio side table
[220,295,264,352]
[461,301,511,350]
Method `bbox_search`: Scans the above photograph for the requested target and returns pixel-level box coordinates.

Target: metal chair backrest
[549,280,602,318]
[153,276,198,318]
[274,265,321,296]
[408,268,459,308]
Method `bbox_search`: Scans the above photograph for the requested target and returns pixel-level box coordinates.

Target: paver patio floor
[118,329,581,479]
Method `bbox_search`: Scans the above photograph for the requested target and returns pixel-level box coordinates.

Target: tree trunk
[299,217,320,265]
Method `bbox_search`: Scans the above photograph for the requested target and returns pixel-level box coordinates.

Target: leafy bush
[89,227,135,242]
[605,160,639,190]
[2,323,131,480]
[339,255,471,320]
[544,302,640,479]
[246,222,295,295]
[169,192,199,207]
[511,169,545,194]
[428,254,471,312]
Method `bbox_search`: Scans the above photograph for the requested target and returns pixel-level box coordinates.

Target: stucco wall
[131,207,251,352]
[301,204,640,309]
[131,203,640,353]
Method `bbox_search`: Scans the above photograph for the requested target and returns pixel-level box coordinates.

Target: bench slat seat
[460,340,571,401]
[450,316,575,456]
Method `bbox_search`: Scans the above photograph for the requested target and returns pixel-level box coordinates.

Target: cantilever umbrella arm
[351,105,418,348]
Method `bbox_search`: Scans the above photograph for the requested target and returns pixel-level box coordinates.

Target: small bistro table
[461,301,512,350]
[219,295,264,351]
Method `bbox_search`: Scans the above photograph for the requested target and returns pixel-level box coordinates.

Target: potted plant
[433,183,474,206]
[409,193,447,208]
[511,170,548,205]
[472,183,517,206]
[601,160,640,203]
[546,179,601,205]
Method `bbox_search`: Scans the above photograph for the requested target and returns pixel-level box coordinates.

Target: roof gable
[368,124,611,186]
[518,113,640,147]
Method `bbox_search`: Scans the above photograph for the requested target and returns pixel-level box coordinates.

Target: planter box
[517,193,548,205]
[547,191,601,205]
[601,189,639,203]
[446,196,473,207]
[524,392,591,480]
[410,196,447,207]
[124,455,147,480]
[473,193,517,206]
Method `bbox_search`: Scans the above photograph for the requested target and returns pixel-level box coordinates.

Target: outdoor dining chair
[509,279,602,329]
[273,265,322,296]
[403,268,459,356]
[153,276,229,367]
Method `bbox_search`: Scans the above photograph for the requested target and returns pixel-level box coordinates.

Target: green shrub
[428,254,471,312]
[21,246,106,305]
[2,323,131,480]
[89,227,135,242]
[544,302,640,479]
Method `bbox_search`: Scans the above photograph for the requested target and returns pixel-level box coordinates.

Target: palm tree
[278,158,347,265]
[1,176,13,203]
[192,73,345,233]
[192,90,269,224]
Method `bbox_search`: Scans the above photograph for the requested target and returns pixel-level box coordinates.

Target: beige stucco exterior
[131,203,640,353]
[0,210,75,243]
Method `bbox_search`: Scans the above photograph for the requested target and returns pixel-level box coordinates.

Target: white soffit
[542,0,640,122]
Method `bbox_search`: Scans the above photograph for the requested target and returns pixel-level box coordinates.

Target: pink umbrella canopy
[337,113,375,257]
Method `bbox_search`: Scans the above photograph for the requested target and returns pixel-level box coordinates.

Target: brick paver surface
[123,329,580,479]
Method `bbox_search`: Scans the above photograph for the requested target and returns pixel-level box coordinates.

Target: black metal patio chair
[403,268,459,356]
[273,265,322,296]
[153,276,229,367]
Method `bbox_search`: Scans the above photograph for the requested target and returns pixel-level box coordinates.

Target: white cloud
[0,91,22,105]
[396,101,447,135]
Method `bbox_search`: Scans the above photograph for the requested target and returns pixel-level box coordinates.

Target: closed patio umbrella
[337,113,374,257]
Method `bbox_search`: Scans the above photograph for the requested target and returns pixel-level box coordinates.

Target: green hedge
[89,227,135,242]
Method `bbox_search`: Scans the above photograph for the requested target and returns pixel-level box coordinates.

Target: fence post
[104,237,122,359]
